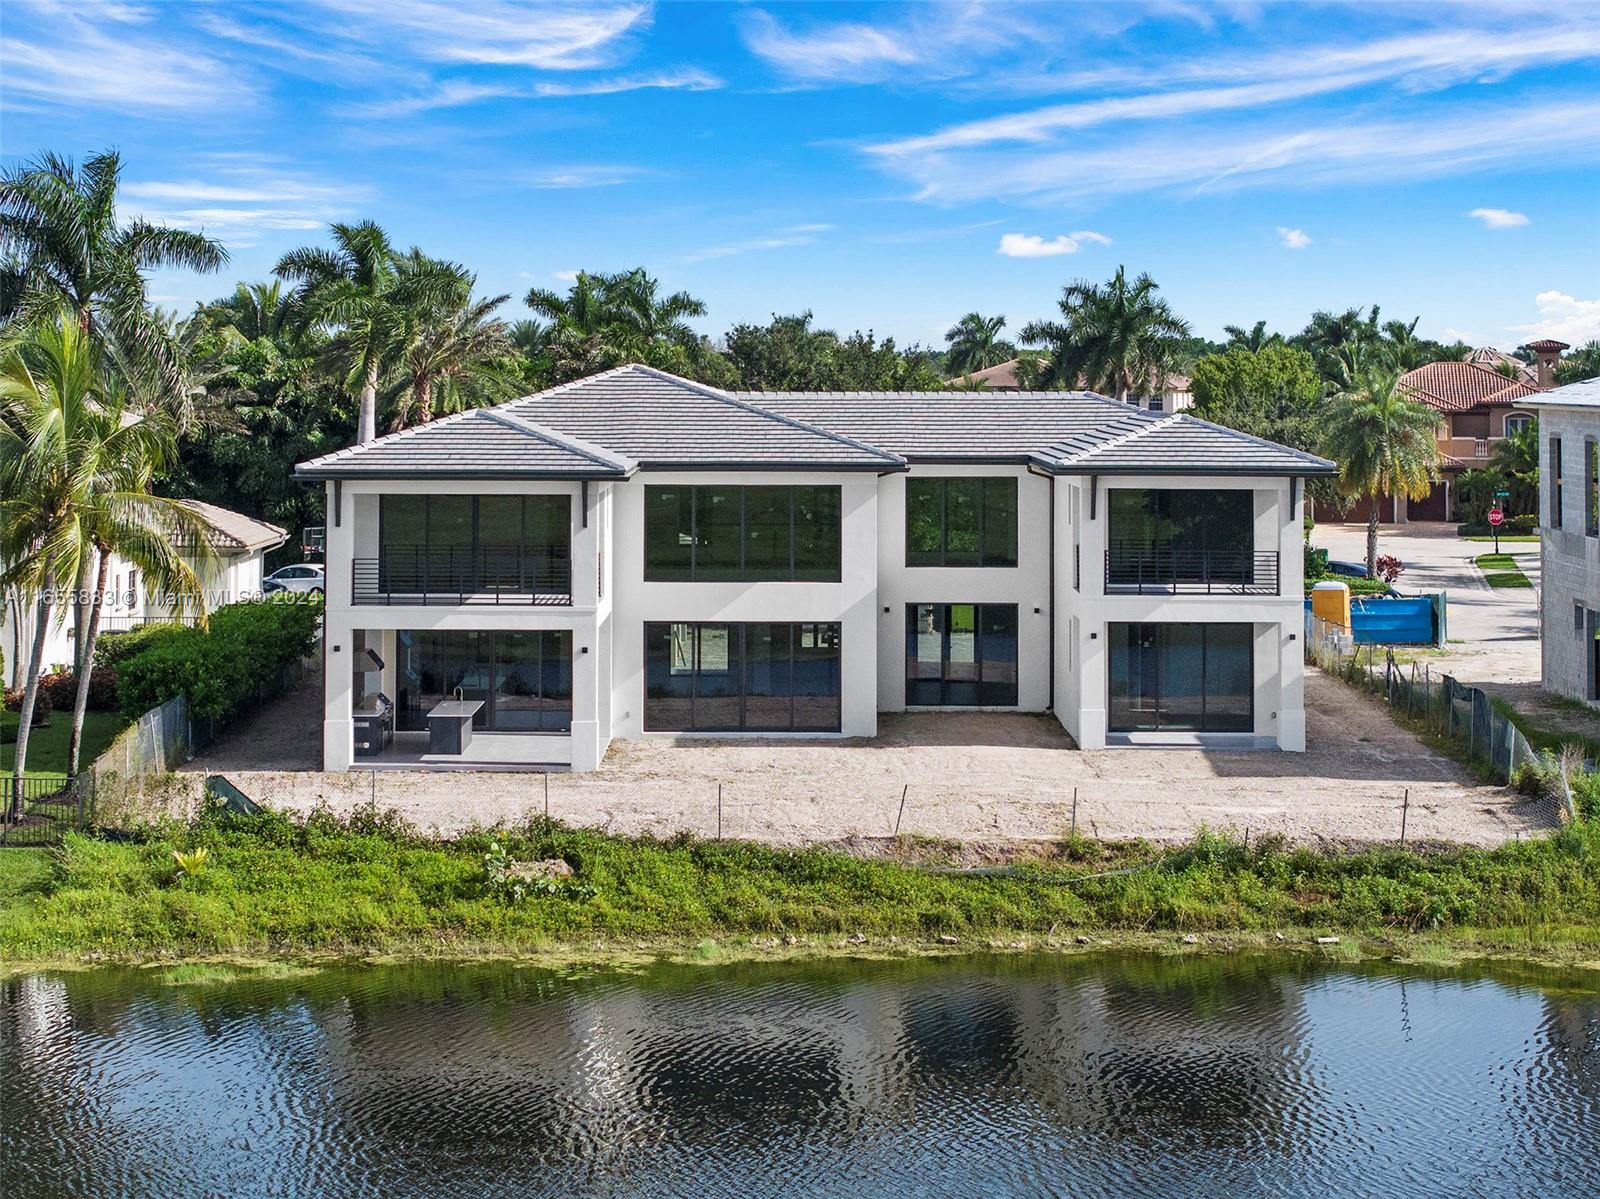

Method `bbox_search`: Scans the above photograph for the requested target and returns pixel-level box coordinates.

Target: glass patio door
[1108,623,1253,733]
[905,604,1019,706]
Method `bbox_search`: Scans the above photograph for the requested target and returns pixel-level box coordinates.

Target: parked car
[263,563,325,595]
[1325,559,1371,578]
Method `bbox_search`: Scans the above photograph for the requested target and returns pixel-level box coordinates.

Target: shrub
[1304,545,1329,579]
[36,669,119,712]
[3,684,52,724]
[95,623,180,670]
[116,596,321,722]
[1374,554,1404,584]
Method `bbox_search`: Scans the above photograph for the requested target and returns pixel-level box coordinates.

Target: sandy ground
[183,671,1548,849]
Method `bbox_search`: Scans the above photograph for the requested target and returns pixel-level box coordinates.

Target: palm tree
[1490,421,1539,515]
[1021,266,1191,401]
[274,222,458,444]
[604,267,707,350]
[0,313,211,803]
[1322,371,1440,573]
[199,280,295,344]
[1223,320,1277,352]
[944,312,1014,376]
[0,150,227,403]
[388,254,517,429]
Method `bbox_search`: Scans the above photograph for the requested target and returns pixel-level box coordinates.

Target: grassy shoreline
[3,803,1599,976]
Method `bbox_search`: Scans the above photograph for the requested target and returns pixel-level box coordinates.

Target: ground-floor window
[645,622,841,731]
[1108,622,1253,733]
[906,603,1019,706]
[395,629,572,732]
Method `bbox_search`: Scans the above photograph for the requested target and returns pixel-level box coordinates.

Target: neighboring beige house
[948,359,1193,413]
[1314,340,1565,524]
[1,501,287,688]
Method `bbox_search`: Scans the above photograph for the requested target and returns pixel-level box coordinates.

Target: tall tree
[1322,371,1440,572]
[1222,320,1277,352]
[388,253,516,429]
[199,280,295,344]
[0,314,211,800]
[1555,340,1600,386]
[1489,421,1539,515]
[274,222,457,444]
[944,312,1014,376]
[1020,266,1191,400]
[0,150,226,406]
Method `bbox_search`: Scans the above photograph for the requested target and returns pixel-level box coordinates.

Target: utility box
[1311,579,1352,629]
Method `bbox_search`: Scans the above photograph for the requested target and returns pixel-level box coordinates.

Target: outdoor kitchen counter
[426,700,483,756]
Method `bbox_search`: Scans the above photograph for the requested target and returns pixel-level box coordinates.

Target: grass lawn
[1474,553,1533,589]
[1,710,129,779]
[1,805,1597,966]
[1462,534,1539,543]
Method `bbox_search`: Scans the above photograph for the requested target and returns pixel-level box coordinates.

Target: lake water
[2,954,1597,1198]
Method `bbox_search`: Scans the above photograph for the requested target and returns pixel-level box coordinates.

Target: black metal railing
[1,774,91,846]
[354,545,573,605]
[1105,544,1280,595]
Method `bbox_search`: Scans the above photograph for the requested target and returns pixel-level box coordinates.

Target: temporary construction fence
[1305,616,1576,824]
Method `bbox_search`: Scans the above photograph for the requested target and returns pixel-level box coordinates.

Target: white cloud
[739,3,1051,85]
[518,165,652,189]
[346,68,721,118]
[1468,207,1529,228]
[1,4,245,115]
[862,96,1600,206]
[552,271,580,282]
[1510,291,1600,346]
[1277,226,1312,249]
[679,226,830,264]
[314,0,651,70]
[997,231,1110,257]
[121,164,368,247]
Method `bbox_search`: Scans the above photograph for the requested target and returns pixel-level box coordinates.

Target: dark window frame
[905,476,1019,568]
[643,621,842,731]
[394,628,572,734]
[904,603,1020,707]
[1551,436,1563,530]
[1587,439,1599,538]
[377,493,572,581]
[643,485,842,582]
[1107,622,1255,733]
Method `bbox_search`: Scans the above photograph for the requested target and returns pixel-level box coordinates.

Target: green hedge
[116,597,321,722]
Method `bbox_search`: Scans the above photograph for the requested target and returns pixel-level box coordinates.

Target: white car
[263,563,325,595]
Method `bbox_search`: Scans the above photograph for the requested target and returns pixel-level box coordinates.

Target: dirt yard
[180,670,1549,849]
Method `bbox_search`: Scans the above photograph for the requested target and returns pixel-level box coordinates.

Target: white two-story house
[1531,375,1600,707]
[294,365,1335,771]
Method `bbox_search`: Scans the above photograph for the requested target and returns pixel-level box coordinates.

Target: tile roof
[1529,376,1600,409]
[749,391,1335,476]
[502,365,903,470]
[293,364,1333,481]
[295,400,640,480]
[943,358,1191,395]
[174,500,288,553]
[1398,360,1541,413]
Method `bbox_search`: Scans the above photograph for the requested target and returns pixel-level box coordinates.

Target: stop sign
[1488,507,1504,526]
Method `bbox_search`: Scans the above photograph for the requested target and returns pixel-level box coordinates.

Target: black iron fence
[1,774,92,847]
[354,546,573,605]
[1104,545,1280,595]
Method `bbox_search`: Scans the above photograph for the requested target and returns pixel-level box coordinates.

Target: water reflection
[2,955,1597,1198]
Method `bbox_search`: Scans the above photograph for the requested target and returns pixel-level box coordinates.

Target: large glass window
[378,494,571,595]
[643,485,841,582]
[1106,488,1254,587]
[905,477,1018,567]
[644,622,841,731]
[395,629,571,733]
[1108,623,1253,733]
[905,604,1019,706]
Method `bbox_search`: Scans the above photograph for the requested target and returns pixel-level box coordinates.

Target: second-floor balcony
[354,545,572,605]
[1105,543,1280,596]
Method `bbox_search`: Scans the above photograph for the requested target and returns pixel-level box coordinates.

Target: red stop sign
[1488,508,1504,526]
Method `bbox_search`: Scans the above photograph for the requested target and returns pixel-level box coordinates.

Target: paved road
[1311,521,1539,683]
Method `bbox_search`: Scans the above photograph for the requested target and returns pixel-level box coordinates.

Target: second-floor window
[1588,441,1599,537]
[377,494,571,593]
[1551,436,1563,529]
[1107,488,1256,588]
[644,485,841,582]
[906,477,1018,567]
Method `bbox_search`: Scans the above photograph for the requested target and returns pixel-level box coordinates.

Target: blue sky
[4,0,1599,350]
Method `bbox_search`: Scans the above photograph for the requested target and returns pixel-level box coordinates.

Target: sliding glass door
[1108,623,1253,732]
[644,622,841,731]
[905,604,1019,706]
[396,630,572,733]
